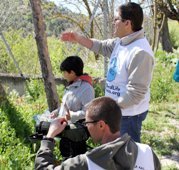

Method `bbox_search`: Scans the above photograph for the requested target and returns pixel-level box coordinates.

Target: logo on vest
[106,83,120,97]
[107,57,117,82]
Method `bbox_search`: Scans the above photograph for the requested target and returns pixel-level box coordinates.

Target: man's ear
[99,120,105,129]
[125,20,131,26]
[125,20,133,32]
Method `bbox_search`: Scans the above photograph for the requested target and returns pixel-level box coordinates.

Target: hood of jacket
[78,74,93,86]
[86,134,138,170]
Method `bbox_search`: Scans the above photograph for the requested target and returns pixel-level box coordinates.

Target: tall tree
[30,0,59,112]
[157,0,178,52]
[160,15,173,52]
[149,0,178,52]
[158,0,179,21]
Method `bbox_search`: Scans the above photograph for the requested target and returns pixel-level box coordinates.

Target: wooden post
[30,0,59,111]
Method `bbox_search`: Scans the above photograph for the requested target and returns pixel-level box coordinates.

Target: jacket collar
[86,134,138,170]
[119,29,144,46]
[66,74,93,89]
[78,74,93,86]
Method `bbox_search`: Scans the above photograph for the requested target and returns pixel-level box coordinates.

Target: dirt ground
[161,151,179,168]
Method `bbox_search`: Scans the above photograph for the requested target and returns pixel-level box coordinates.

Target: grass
[1,44,179,169]
[141,102,179,169]
[168,20,179,50]
[0,89,178,169]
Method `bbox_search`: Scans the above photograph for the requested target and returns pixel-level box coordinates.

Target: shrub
[168,20,179,50]
[25,79,45,101]
[94,83,105,98]
[150,50,179,103]
[0,101,35,169]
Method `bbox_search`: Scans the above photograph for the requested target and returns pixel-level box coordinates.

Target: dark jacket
[35,134,161,170]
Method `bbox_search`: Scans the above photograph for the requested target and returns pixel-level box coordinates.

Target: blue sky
[49,0,88,14]
[48,0,148,15]
[49,0,127,14]
[50,0,139,6]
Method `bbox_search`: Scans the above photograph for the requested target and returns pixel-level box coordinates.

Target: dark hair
[86,97,122,133]
[60,56,84,76]
[119,2,143,32]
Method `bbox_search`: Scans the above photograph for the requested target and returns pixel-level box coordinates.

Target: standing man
[60,2,154,142]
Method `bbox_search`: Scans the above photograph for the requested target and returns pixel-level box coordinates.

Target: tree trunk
[152,0,157,51]
[160,16,173,52]
[0,83,6,106]
[30,0,59,112]
[102,0,109,77]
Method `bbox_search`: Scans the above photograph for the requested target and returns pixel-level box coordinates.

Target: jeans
[120,110,148,143]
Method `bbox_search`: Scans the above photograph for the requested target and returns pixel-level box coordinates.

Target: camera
[29,121,90,142]
[29,121,91,159]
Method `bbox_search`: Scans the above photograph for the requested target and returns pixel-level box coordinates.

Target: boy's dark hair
[119,2,143,32]
[86,97,121,133]
[60,56,84,76]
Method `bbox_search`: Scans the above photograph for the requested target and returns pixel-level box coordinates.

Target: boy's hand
[49,108,59,119]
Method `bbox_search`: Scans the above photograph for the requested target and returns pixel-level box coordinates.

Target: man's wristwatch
[43,137,55,143]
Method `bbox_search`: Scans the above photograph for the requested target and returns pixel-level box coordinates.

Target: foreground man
[35,97,161,170]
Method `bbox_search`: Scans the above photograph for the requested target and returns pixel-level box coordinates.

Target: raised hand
[60,31,79,43]
[60,31,93,50]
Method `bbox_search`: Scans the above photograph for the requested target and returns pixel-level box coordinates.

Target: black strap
[43,137,55,143]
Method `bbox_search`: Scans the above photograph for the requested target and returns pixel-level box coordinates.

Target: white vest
[134,143,154,170]
[105,38,153,116]
[86,156,105,170]
[86,143,154,170]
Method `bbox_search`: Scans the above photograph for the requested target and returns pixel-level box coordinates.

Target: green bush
[150,50,179,103]
[0,29,40,74]
[0,29,104,78]
[25,79,45,101]
[94,83,105,98]
[0,102,35,169]
[168,21,179,50]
